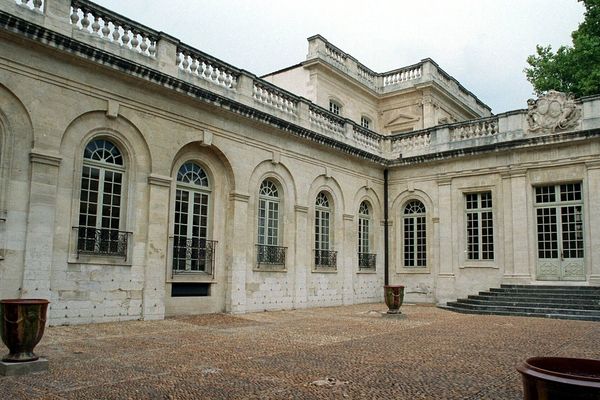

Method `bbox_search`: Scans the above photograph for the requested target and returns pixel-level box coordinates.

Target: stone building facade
[0,0,599,325]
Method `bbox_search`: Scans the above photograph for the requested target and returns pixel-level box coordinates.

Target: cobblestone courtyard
[1,304,599,399]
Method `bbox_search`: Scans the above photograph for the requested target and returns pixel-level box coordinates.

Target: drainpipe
[384,169,389,286]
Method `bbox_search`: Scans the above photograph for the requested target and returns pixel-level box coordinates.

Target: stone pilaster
[342,213,354,305]
[436,178,454,303]
[509,170,532,281]
[500,171,516,281]
[141,174,171,321]
[226,192,250,313]
[21,150,62,300]
[293,205,308,308]
[586,162,600,285]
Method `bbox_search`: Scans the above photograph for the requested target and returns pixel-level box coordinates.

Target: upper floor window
[172,162,216,275]
[77,139,128,258]
[360,116,371,129]
[329,100,341,116]
[465,192,494,260]
[403,200,426,267]
[257,179,286,267]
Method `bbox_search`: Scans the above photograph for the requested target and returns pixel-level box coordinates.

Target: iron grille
[314,249,337,270]
[358,253,376,270]
[172,238,217,276]
[256,244,286,267]
[75,227,130,259]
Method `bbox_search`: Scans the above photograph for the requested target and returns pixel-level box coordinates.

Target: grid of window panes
[465,192,494,260]
[315,192,331,252]
[329,101,340,115]
[403,200,426,267]
[360,117,371,129]
[78,139,123,254]
[173,163,210,272]
[358,201,370,254]
[535,183,583,259]
[258,180,280,246]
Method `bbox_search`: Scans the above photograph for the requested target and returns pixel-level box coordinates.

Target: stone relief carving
[527,91,581,133]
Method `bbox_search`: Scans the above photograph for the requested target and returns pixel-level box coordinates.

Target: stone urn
[383,285,404,314]
[517,357,600,400]
[0,299,49,362]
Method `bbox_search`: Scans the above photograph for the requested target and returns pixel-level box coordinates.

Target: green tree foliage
[525,0,600,97]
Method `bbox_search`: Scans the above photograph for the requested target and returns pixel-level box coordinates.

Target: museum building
[0,0,599,325]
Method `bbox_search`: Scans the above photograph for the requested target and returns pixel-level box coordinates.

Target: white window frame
[402,200,427,267]
[465,192,494,261]
[329,100,341,116]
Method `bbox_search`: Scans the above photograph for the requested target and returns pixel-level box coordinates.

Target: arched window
[315,191,336,269]
[77,139,127,257]
[172,162,214,274]
[256,179,285,266]
[403,200,426,267]
[358,201,375,269]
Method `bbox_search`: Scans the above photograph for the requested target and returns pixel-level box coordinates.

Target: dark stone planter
[517,357,600,400]
[0,299,49,362]
[383,285,404,314]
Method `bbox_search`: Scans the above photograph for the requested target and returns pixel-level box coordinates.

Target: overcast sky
[96,0,585,114]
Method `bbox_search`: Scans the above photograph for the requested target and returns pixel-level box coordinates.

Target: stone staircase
[440,285,600,321]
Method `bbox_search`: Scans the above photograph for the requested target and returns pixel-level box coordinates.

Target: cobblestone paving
[1,304,599,399]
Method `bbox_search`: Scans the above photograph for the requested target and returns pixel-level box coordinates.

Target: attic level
[262,35,492,135]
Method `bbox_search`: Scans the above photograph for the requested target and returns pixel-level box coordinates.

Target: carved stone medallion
[527,91,581,133]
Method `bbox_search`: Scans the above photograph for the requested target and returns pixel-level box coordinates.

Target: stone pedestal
[0,358,48,376]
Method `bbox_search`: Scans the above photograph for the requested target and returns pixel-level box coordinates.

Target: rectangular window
[465,192,494,260]
[360,117,371,129]
[329,101,340,115]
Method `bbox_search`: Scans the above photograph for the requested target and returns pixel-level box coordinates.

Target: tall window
[172,162,215,274]
[256,180,286,266]
[315,191,336,268]
[403,200,426,267]
[329,100,341,115]
[77,139,127,257]
[358,201,375,269]
[466,192,494,260]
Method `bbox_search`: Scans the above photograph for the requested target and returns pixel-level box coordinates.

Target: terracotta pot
[0,299,49,362]
[517,357,600,400]
[383,285,404,314]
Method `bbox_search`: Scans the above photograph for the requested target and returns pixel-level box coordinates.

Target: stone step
[468,294,600,306]
[446,302,600,317]
[491,287,600,295]
[457,298,600,311]
[479,291,600,300]
[500,284,600,291]
[439,305,600,322]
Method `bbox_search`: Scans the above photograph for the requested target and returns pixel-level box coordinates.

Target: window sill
[254,264,287,273]
[168,272,216,283]
[68,255,132,267]
[397,267,430,274]
[460,262,498,269]
[312,267,337,274]
[357,269,377,274]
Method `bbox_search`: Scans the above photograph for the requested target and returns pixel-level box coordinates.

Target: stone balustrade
[382,64,423,87]
[70,0,159,57]
[449,116,499,141]
[3,0,599,163]
[253,81,298,115]
[17,0,43,11]
[353,126,380,153]
[176,43,240,89]
[309,105,346,139]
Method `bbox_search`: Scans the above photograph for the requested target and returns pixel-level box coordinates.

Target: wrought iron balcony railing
[75,227,130,259]
[172,238,217,276]
[256,244,287,268]
[314,249,337,270]
[358,252,377,270]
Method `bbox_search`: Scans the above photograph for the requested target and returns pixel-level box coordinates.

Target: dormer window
[361,116,371,129]
[329,100,341,115]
